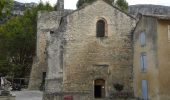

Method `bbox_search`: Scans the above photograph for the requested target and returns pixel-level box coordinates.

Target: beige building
[133,14,170,100]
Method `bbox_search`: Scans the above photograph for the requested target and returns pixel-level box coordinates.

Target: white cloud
[127,0,170,6]
[64,0,78,9]
[15,0,78,9]
[16,0,170,9]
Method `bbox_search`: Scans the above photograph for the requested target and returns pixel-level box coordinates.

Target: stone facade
[29,0,170,100]
[28,0,73,90]
[28,11,63,90]
[61,0,136,96]
[37,0,136,99]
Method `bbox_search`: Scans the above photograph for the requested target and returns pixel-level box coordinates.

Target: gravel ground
[11,90,43,100]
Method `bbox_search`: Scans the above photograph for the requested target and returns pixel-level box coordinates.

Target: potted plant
[114,83,124,92]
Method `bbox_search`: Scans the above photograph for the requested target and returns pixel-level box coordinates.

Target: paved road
[11,90,43,100]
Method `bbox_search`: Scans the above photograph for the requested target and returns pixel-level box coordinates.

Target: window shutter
[143,55,147,71]
[140,32,146,46]
[140,55,143,71]
[142,80,148,100]
[168,25,170,42]
[140,53,147,72]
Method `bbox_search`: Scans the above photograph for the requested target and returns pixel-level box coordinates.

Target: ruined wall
[60,0,136,99]
[157,20,170,100]
[133,16,159,100]
[45,32,63,92]
[44,17,67,92]
[29,11,61,90]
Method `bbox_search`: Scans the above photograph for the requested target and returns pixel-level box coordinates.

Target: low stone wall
[43,92,91,100]
[43,92,138,100]
[0,96,15,100]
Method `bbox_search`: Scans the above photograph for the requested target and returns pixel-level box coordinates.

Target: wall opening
[94,79,105,98]
[96,19,106,37]
[40,72,46,90]
[42,72,46,83]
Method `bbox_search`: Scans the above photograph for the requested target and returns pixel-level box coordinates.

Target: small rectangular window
[140,32,146,46]
[168,25,170,42]
[142,80,148,100]
[140,53,147,72]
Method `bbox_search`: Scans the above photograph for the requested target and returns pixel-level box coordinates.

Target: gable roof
[103,0,136,19]
[63,0,136,20]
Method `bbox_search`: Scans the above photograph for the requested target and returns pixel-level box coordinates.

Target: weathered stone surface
[29,0,170,100]
[43,92,91,100]
[28,0,73,90]
[43,0,136,99]
[129,4,170,16]
[28,11,63,90]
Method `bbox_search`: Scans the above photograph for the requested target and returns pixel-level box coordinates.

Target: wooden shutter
[168,25,170,42]
[140,53,147,72]
[142,80,148,100]
[140,32,146,46]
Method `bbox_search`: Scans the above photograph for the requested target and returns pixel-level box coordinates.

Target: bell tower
[112,0,115,6]
[57,0,64,12]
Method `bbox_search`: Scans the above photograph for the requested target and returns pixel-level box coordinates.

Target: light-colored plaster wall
[157,20,170,100]
[133,16,159,100]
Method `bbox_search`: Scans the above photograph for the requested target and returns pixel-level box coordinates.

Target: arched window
[94,79,105,98]
[96,20,106,37]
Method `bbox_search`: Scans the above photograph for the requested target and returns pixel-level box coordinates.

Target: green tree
[0,0,13,17]
[77,0,112,8]
[0,2,54,77]
[115,0,128,12]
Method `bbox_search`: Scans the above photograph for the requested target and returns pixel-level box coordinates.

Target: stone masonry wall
[61,0,136,99]
[45,23,65,92]
[29,11,62,90]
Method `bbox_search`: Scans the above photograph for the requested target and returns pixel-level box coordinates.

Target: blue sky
[16,0,170,9]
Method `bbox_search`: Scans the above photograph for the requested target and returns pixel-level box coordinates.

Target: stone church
[28,0,170,100]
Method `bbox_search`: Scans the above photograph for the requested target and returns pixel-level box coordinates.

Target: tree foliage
[77,0,112,8]
[115,0,128,12]
[0,0,13,17]
[76,0,128,12]
[0,2,54,77]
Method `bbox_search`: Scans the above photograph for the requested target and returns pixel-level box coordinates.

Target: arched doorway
[94,79,105,98]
